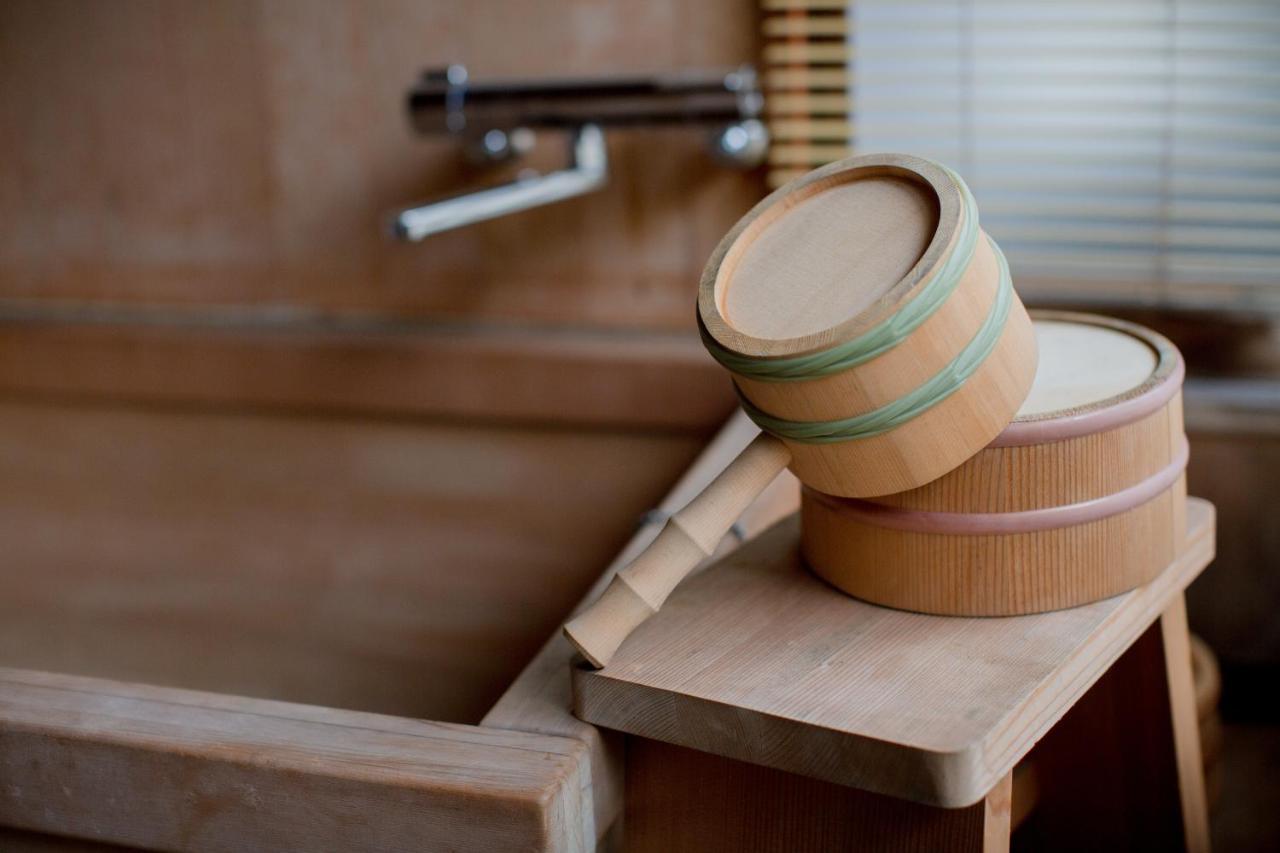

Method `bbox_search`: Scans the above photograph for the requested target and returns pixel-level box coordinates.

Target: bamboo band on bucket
[699,166,980,382]
[737,236,1013,444]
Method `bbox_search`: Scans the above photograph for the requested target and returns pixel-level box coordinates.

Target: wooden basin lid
[994,311,1182,447]
[700,154,962,359]
[1019,319,1158,416]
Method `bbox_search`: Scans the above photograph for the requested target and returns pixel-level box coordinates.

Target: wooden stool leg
[1161,594,1211,851]
[1014,593,1210,852]
[623,738,1011,853]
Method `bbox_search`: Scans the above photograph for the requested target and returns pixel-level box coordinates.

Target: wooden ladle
[565,154,1037,668]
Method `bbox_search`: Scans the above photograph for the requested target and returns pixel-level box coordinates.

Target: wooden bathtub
[0,3,772,847]
[0,409,797,852]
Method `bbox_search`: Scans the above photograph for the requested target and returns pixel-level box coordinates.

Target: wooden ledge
[0,309,732,431]
[573,498,1215,808]
[0,668,591,852]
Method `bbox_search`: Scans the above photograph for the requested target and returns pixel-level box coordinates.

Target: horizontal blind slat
[792,0,1280,307]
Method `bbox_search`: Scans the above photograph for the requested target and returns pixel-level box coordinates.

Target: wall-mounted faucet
[391,64,768,241]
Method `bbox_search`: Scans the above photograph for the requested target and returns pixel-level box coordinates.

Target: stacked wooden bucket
[802,312,1187,615]
[566,153,1189,667]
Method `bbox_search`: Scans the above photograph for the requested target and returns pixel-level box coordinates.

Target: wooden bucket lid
[699,153,964,359]
[992,311,1183,448]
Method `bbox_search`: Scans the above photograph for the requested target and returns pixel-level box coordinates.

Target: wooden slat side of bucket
[801,313,1189,616]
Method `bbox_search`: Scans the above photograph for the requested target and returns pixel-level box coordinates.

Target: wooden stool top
[573,499,1214,809]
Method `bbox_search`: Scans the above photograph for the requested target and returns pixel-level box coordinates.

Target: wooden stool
[573,500,1215,852]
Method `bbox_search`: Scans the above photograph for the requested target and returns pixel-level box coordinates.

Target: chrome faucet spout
[390,64,767,240]
[391,124,607,242]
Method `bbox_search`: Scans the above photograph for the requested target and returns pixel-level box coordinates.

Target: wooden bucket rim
[991,310,1183,448]
[699,153,965,359]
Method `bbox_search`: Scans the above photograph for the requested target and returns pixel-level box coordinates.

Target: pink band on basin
[990,353,1184,448]
[816,437,1188,535]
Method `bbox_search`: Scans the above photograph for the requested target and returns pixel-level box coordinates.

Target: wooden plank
[0,399,704,723]
[483,410,801,842]
[0,0,762,332]
[0,668,589,853]
[0,311,733,430]
[624,740,1010,853]
[574,499,1215,808]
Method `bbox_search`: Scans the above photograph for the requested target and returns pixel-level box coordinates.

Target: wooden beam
[0,310,733,431]
[0,668,590,853]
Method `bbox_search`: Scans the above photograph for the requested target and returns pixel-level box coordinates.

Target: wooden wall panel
[0,0,754,747]
[0,313,735,429]
[0,399,704,724]
[0,0,762,330]
[1184,430,1280,666]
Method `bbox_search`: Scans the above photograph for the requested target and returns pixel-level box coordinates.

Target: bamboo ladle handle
[564,432,792,668]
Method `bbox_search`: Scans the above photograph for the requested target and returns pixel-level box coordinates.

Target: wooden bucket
[801,312,1188,616]
[699,153,1037,497]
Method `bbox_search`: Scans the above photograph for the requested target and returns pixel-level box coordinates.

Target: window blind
[762,0,1280,311]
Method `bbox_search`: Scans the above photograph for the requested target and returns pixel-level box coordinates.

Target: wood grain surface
[0,313,734,430]
[573,499,1215,807]
[802,313,1188,615]
[0,399,703,723]
[624,740,1012,853]
[0,0,761,331]
[701,156,964,359]
[783,295,1036,498]
[722,175,936,340]
[729,228,1002,423]
[699,155,1039,497]
[563,431,792,669]
[803,475,1187,616]
[0,668,590,853]
[484,411,801,845]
